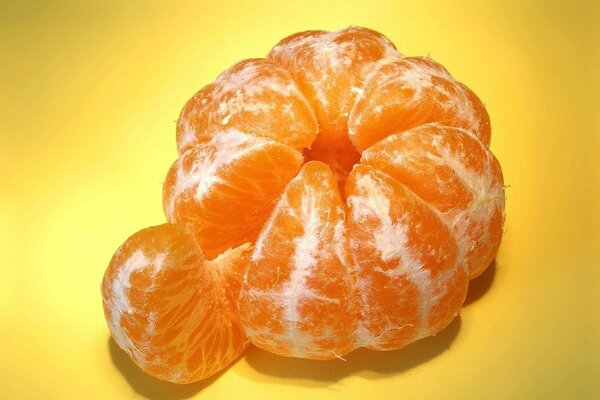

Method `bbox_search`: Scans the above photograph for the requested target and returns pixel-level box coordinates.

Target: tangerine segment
[348,56,491,152]
[101,224,250,383]
[163,129,303,260]
[345,164,467,350]
[362,123,504,277]
[239,161,356,359]
[268,27,401,186]
[176,58,318,154]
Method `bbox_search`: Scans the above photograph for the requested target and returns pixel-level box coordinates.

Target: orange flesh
[239,161,356,359]
[348,57,491,152]
[268,27,401,193]
[105,26,505,380]
[176,58,318,154]
[362,123,504,277]
[101,224,250,383]
[345,164,468,349]
[163,130,304,260]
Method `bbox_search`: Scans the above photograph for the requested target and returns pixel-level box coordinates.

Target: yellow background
[1,0,597,399]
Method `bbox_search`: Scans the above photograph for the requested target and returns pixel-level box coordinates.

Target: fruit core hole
[303,131,361,198]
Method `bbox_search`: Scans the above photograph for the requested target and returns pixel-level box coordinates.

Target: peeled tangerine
[102,26,505,383]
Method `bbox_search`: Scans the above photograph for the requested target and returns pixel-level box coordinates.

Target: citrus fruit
[163,129,304,260]
[268,27,401,191]
[176,58,318,154]
[348,56,491,152]
[101,224,250,383]
[345,163,468,350]
[103,25,505,381]
[239,161,357,359]
[361,123,504,278]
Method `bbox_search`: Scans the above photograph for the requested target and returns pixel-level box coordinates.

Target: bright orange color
[239,161,356,359]
[103,26,505,383]
[267,27,401,191]
[101,224,250,383]
[163,129,303,259]
[345,163,470,349]
[362,123,503,278]
[176,58,318,154]
[348,56,491,152]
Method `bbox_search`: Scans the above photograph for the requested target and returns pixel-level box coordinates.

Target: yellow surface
[1,1,597,399]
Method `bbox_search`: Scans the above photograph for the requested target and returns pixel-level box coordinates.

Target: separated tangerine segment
[163,129,304,260]
[101,224,251,383]
[362,123,504,277]
[348,56,491,152]
[239,161,356,359]
[176,58,318,154]
[345,164,467,350]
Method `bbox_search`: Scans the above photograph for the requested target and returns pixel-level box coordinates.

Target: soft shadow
[244,316,461,382]
[108,338,217,400]
[464,260,496,306]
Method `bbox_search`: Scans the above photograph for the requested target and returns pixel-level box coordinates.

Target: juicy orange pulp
[101,224,250,383]
[102,26,505,383]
